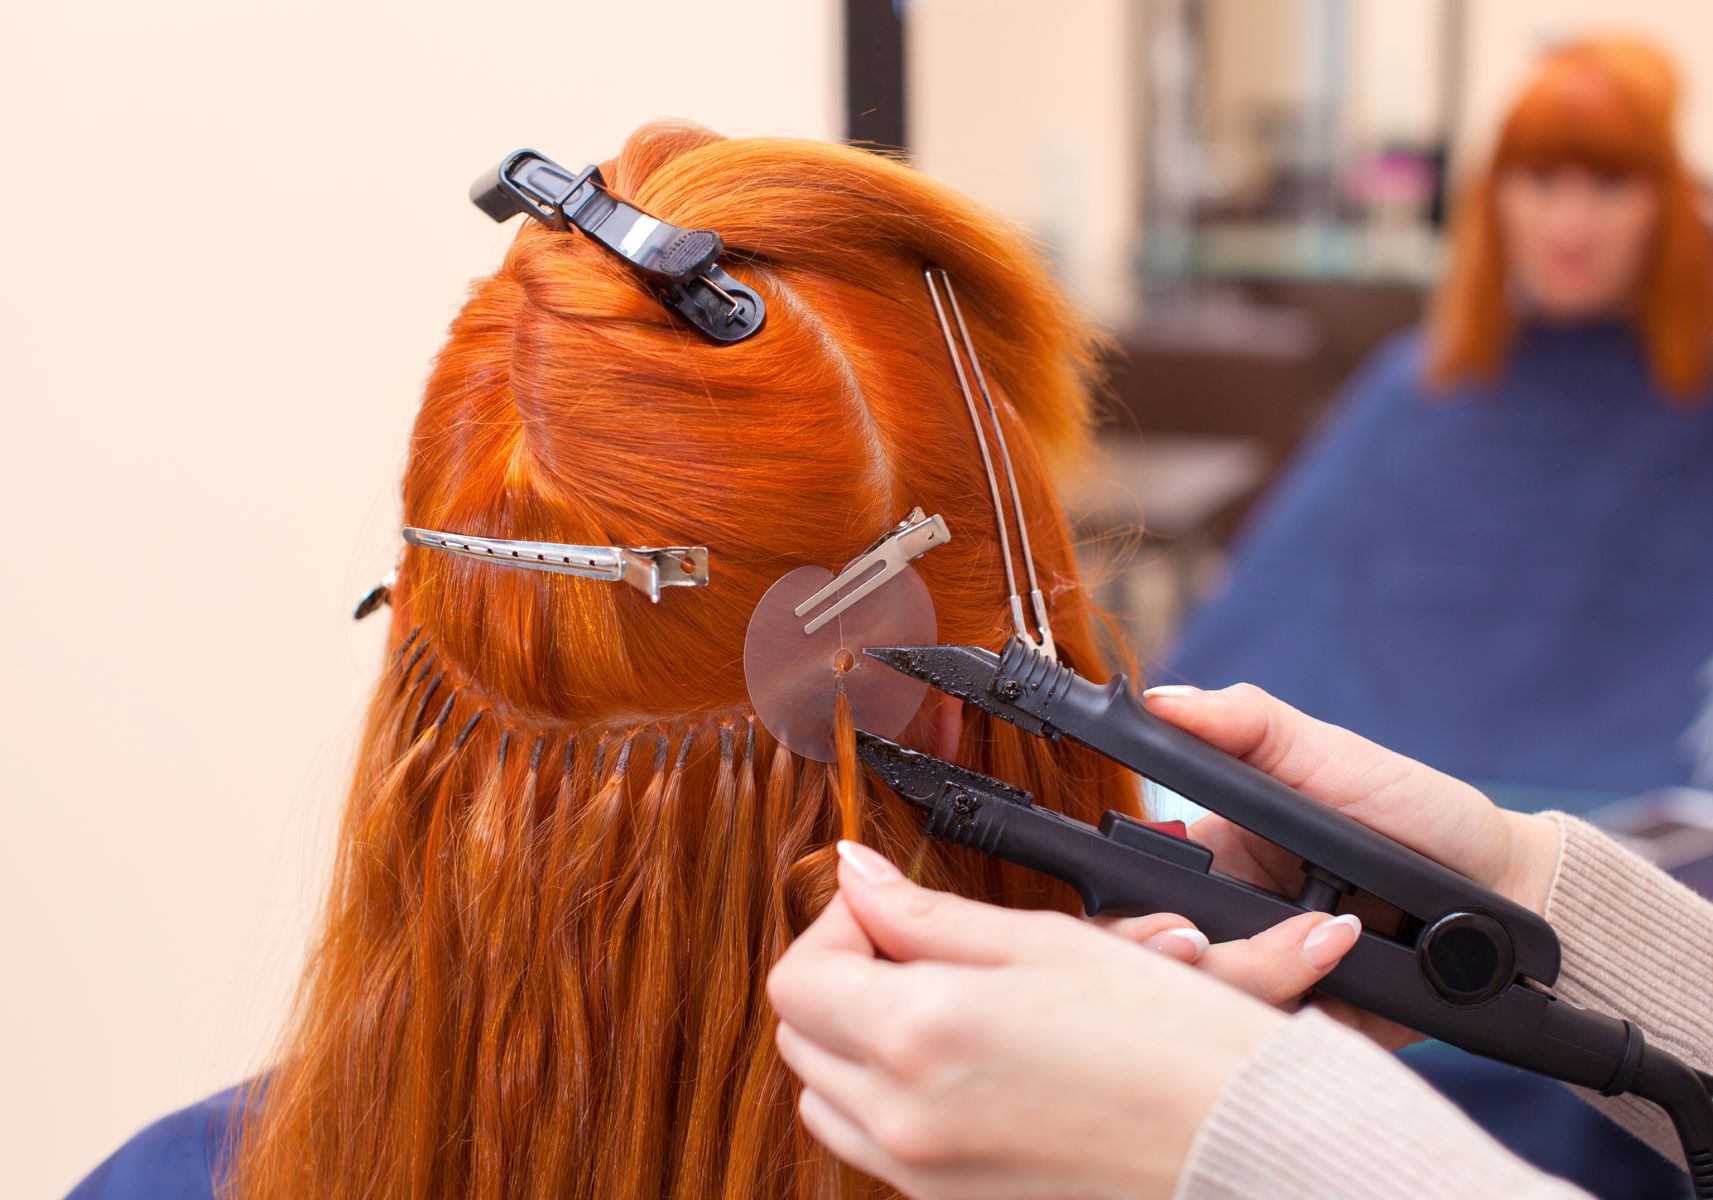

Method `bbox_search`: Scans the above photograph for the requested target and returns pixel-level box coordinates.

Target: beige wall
[907,0,1713,324]
[1194,0,1713,197]
[0,4,839,1196]
[909,0,1144,317]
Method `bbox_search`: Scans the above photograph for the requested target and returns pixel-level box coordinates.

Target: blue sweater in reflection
[1168,323,1713,795]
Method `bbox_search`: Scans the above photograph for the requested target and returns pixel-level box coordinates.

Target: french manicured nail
[837,839,903,883]
[1143,927,1210,961]
[1303,913,1362,970]
[1143,685,1203,700]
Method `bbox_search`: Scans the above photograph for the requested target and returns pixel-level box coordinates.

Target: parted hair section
[228,122,1141,1200]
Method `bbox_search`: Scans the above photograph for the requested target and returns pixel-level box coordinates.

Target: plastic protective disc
[743,564,937,763]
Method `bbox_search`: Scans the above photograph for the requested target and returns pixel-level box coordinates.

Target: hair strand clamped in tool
[471,149,766,344]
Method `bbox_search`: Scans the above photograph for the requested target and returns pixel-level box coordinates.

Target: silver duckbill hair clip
[401,527,709,603]
[794,507,951,635]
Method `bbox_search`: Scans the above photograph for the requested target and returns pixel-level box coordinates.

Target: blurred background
[908,0,1713,659]
[8,1,1713,1196]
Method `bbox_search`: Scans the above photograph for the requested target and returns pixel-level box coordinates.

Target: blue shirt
[1168,323,1713,795]
[67,1087,242,1200]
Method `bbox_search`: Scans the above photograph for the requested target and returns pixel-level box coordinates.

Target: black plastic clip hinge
[470,149,766,345]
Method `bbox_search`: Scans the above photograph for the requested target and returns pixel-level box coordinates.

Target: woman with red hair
[1160,35,1713,1196]
[63,122,1165,1200]
[1171,37,1713,796]
[1431,38,1711,397]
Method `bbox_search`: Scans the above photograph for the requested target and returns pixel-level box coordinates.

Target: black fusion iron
[860,639,1713,1194]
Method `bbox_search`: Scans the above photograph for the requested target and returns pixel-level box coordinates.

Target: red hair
[227,123,1139,1199]
[1427,37,1713,399]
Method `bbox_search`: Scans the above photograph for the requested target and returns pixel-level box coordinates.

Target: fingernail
[836,839,903,883]
[1143,685,1202,700]
[1303,913,1361,970]
[1143,927,1210,961]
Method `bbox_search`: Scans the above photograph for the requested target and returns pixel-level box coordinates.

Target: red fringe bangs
[1497,54,1675,178]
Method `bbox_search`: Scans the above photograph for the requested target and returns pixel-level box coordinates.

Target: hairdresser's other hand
[1141,682,1562,1044]
[769,844,1338,1200]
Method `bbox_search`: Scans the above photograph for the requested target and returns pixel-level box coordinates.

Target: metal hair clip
[793,507,950,635]
[924,267,1056,659]
[353,566,398,620]
[470,149,766,344]
[401,527,709,603]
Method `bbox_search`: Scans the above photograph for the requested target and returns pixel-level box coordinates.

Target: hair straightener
[857,639,1713,1195]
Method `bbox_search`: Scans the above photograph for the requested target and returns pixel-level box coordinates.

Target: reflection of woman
[1170,38,1713,795]
[68,124,1144,1199]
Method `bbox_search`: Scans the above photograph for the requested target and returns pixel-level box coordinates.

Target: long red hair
[226,122,1139,1199]
[1427,36,1713,398]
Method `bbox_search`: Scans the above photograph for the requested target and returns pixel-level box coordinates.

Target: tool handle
[921,784,1633,1091]
[1015,657,1562,985]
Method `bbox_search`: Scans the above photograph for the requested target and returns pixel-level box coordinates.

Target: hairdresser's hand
[769,844,1359,1200]
[1141,683,1563,1045]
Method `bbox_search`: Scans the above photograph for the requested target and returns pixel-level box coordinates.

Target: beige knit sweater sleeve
[1174,811,1713,1199]
[1540,812,1713,1162]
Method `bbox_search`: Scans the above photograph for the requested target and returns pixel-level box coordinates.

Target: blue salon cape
[1168,323,1713,795]
[67,1087,242,1199]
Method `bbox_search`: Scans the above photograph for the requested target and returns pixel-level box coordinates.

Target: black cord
[1626,1042,1713,1198]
